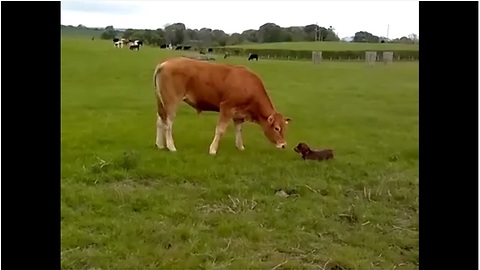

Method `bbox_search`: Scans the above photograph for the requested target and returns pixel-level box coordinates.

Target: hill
[61,25,104,38]
[227,41,419,51]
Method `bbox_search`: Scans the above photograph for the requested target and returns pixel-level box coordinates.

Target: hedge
[212,47,419,61]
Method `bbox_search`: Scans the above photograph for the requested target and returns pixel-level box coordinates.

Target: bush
[212,47,419,61]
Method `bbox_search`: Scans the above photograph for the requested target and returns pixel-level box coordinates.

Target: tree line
[90,22,418,47]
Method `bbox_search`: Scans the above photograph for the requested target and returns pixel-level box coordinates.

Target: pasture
[227,41,419,51]
[61,38,419,269]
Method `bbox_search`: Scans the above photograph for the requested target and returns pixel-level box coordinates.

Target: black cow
[207,48,213,53]
[160,44,167,49]
[248,53,259,61]
[175,46,183,50]
[183,45,192,50]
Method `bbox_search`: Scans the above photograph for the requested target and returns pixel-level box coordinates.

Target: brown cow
[152,57,291,155]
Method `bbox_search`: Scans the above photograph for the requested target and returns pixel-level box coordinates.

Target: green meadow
[61,38,419,269]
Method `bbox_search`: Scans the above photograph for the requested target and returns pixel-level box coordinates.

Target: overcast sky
[61,1,419,39]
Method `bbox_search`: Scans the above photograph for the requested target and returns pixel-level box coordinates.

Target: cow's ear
[285,117,292,124]
[267,115,275,125]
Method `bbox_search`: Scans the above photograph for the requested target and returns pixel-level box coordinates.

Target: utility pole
[387,24,390,39]
[315,22,319,42]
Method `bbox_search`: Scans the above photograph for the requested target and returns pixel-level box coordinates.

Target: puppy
[294,142,334,161]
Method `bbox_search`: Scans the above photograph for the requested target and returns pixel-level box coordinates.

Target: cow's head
[261,112,291,149]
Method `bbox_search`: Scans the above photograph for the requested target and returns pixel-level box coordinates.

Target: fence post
[312,51,322,64]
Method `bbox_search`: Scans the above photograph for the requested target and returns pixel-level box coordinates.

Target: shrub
[212,48,419,61]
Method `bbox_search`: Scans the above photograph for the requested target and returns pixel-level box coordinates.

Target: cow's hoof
[236,146,245,151]
[167,148,177,152]
[209,150,217,155]
[156,144,165,150]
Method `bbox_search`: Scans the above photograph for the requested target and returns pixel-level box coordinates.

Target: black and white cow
[129,44,140,51]
[248,53,259,61]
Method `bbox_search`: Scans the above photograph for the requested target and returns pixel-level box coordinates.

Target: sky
[61,0,419,39]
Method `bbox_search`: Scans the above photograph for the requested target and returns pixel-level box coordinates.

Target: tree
[241,29,258,43]
[100,31,116,40]
[408,33,418,44]
[257,23,282,43]
[123,29,136,39]
[212,29,229,46]
[285,27,306,42]
[73,21,394,47]
[226,33,242,45]
[303,24,318,41]
[353,31,380,43]
[165,23,186,45]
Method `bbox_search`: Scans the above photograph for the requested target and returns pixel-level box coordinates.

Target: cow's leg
[163,99,181,152]
[209,110,232,155]
[155,116,165,150]
[155,98,166,149]
[233,118,245,150]
[164,115,177,152]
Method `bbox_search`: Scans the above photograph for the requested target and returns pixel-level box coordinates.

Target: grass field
[61,38,419,269]
[227,41,419,51]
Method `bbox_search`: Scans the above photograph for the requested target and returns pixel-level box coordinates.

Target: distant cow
[113,38,120,43]
[152,57,291,155]
[129,44,140,51]
[160,44,167,49]
[224,52,230,59]
[248,53,259,61]
[183,45,192,51]
[175,46,183,50]
[114,41,123,48]
[208,48,213,53]
[132,40,143,47]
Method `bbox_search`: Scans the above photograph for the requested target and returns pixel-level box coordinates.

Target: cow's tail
[153,62,166,120]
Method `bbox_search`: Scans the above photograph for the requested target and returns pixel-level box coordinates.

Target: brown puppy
[294,142,334,161]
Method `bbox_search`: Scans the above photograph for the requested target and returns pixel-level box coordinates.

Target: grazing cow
[224,52,230,59]
[248,53,259,61]
[208,48,213,53]
[114,41,123,48]
[293,142,334,161]
[113,38,120,43]
[129,44,140,51]
[152,57,291,155]
[132,40,143,47]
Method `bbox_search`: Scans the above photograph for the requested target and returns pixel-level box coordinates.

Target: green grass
[61,38,419,269]
[228,41,419,51]
[61,26,104,38]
